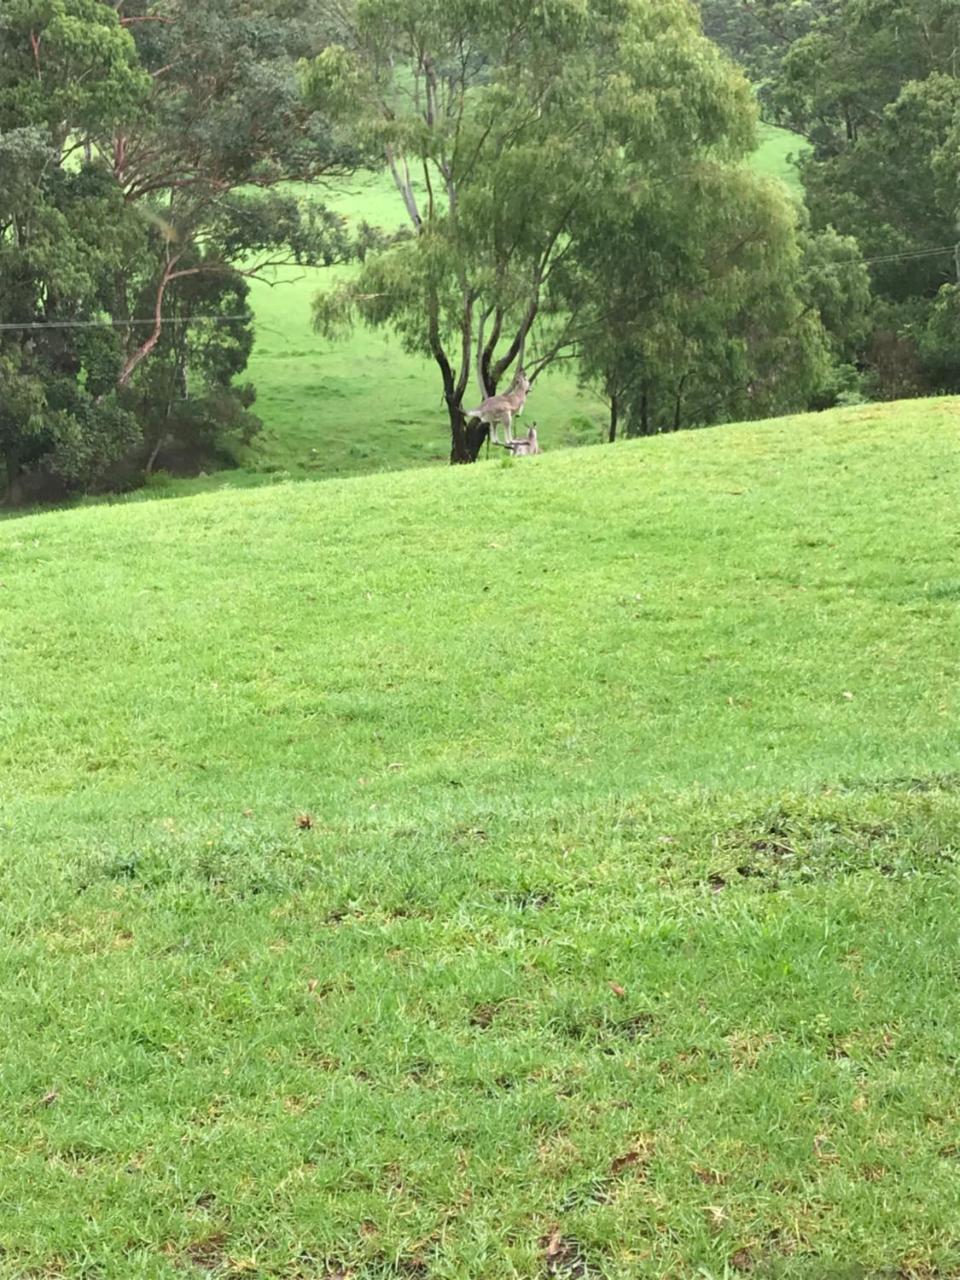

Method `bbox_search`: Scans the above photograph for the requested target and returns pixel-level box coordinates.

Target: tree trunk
[608,391,619,443]
[449,403,488,463]
[673,374,686,432]
[145,433,165,475]
[3,444,22,505]
[425,298,486,464]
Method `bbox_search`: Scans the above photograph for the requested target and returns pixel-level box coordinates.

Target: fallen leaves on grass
[610,1138,653,1177]
[469,1002,499,1028]
[609,1150,641,1176]
[182,1233,228,1270]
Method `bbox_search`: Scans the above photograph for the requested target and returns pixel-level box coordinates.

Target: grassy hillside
[3,400,959,1277]
[753,122,808,191]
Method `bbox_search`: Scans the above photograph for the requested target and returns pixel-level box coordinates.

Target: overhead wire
[0,314,250,332]
[0,244,957,333]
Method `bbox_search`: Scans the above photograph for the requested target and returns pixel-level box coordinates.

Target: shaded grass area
[2,400,960,1276]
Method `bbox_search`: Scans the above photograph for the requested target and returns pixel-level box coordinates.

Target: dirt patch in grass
[541,1230,600,1278]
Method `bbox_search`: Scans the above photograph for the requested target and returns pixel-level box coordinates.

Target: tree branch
[456,289,475,402]
[117,250,183,387]
[489,206,576,385]
[481,305,502,393]
[385,144,422,231]
[491,297,538,385]
[475,304,494,399]
[427,290,456,404]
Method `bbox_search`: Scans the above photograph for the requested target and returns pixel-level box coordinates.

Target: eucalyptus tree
[0,0,355,498]
[0,1,146,498]
[572,180,871,438]
[306,0,764,461]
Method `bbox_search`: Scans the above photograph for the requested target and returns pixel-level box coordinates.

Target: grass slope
[753,123,809,192]
[3,400,960,1278]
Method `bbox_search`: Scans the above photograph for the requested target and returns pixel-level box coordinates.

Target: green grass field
[3,398,960,1277]
[753,123,808,192]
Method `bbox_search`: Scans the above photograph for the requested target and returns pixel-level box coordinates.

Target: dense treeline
[0,0,351,502]
[0,0,950,495]
[698,0,830,108]
[701,0,960,402]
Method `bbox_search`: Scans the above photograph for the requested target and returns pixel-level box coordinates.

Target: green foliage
[2,404,960,1275]
[101,0,358,477]
[121,269,263,475]
[0,4,145,499]
[697,0,832,113]
[919,285,960,392]
[306,0,765,461]
[571,163,870,436]
[0,0,358,503]
[798,226,872,361]
[0,0,148,138]
[772,0,960,397]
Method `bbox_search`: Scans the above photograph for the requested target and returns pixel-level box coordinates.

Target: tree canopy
[708,0,960,400]
[307,0,863,457]
[0,0,353,501]
[1,0,934,493]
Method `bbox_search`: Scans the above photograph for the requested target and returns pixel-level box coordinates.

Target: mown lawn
[2,399,959,1277]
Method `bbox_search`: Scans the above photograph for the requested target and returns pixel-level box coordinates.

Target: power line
[861,244,959,265]
[0,242,956,335]
[0,314,250,332]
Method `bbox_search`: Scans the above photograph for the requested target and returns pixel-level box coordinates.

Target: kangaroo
[507,423,540,456]
[493,423,541,456]
[465,370,531,445]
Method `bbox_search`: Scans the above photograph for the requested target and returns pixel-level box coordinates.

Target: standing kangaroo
[465,370,531,445]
